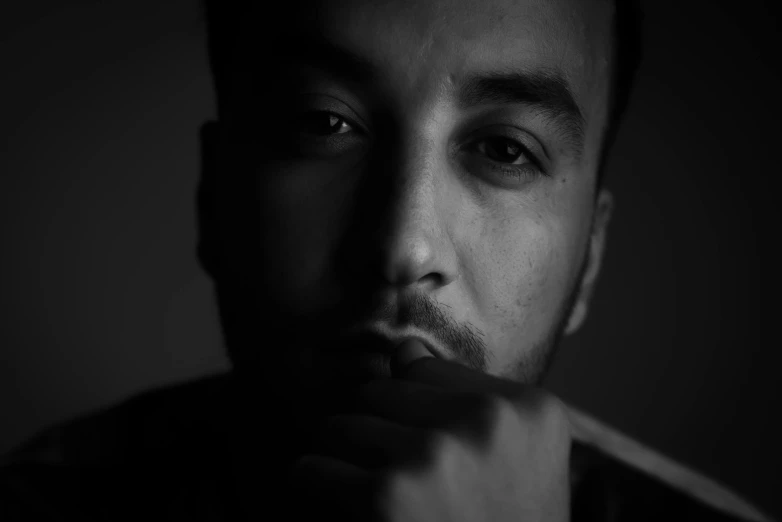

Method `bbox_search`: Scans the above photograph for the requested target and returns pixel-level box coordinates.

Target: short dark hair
[598,0,644,186]
[202,0,643,187]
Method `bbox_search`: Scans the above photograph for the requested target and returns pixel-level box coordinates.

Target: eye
[298,111,354,136]
[282,107,367,159]
[464,133,546,184]
[475,136,531,165]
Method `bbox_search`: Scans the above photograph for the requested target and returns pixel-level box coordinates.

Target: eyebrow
[284,36,586,158]
[458,70,586,158]
[285,34,377,86]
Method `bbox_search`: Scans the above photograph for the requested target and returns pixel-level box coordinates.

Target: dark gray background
[1,0,780,518]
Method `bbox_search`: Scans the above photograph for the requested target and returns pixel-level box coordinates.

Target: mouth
[316,326,442,386]
[338,324,443,359]
[303,328,443,419]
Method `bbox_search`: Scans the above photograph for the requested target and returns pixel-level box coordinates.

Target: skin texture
[196,0,616,518]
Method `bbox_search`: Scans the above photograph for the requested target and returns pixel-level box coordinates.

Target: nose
[371,138,460,292]
[377,185,448,289]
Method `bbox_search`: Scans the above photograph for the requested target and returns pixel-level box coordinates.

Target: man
[0,0,774,520]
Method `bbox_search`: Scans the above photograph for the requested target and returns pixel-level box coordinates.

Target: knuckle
[423,427,457,456]
[520,391,570,442]
[519,387,562,416]
[449,392,521,445]
[371,469,414,521]
[537,393,568,424]
[462,391,496,414]
[398,428,458,475]
[467,391,517,426]
[398,427,455,464]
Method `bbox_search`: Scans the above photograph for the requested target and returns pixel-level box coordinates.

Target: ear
[196,120,221,281]
[564,188,614,335]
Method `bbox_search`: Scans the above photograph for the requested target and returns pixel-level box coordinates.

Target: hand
[288,339,572,521]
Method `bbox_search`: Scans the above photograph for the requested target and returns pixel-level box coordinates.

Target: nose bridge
[376,125,457,288]
[393,130,439,221]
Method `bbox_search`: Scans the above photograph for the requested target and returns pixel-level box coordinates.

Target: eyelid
[463,126,545,166]
[458,111,552,158]
[297,93,369,132]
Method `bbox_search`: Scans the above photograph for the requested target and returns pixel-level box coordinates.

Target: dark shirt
[0,373,770,521]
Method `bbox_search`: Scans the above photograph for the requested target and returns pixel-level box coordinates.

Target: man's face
[200,0,614,410]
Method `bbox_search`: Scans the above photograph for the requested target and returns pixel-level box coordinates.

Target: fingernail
[392,338,434,376]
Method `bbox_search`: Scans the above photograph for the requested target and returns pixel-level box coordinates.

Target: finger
[391,337,435,376]
[360,377,463,429]
[313,414,422,469]
[361,378,521,447]
[287,454,373,519]
[393,339,526,401]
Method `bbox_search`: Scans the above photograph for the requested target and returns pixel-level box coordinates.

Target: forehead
[320,0,605,112]
[235,0,613,149]
[316,0,609,75]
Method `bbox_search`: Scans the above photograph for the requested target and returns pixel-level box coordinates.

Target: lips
[318,329,430,384]
[337,325,441,358]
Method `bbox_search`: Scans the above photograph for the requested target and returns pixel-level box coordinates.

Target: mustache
[344,292,491,372]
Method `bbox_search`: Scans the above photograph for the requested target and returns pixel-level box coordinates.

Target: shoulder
[2,372,233,468]
[567,405,775,522]
[0,373,235,520]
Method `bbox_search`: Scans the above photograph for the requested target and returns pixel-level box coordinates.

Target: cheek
[255,162,356,309]
[473,216,574,359]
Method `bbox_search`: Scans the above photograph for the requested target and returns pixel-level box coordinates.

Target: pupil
[487,138,520,162]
